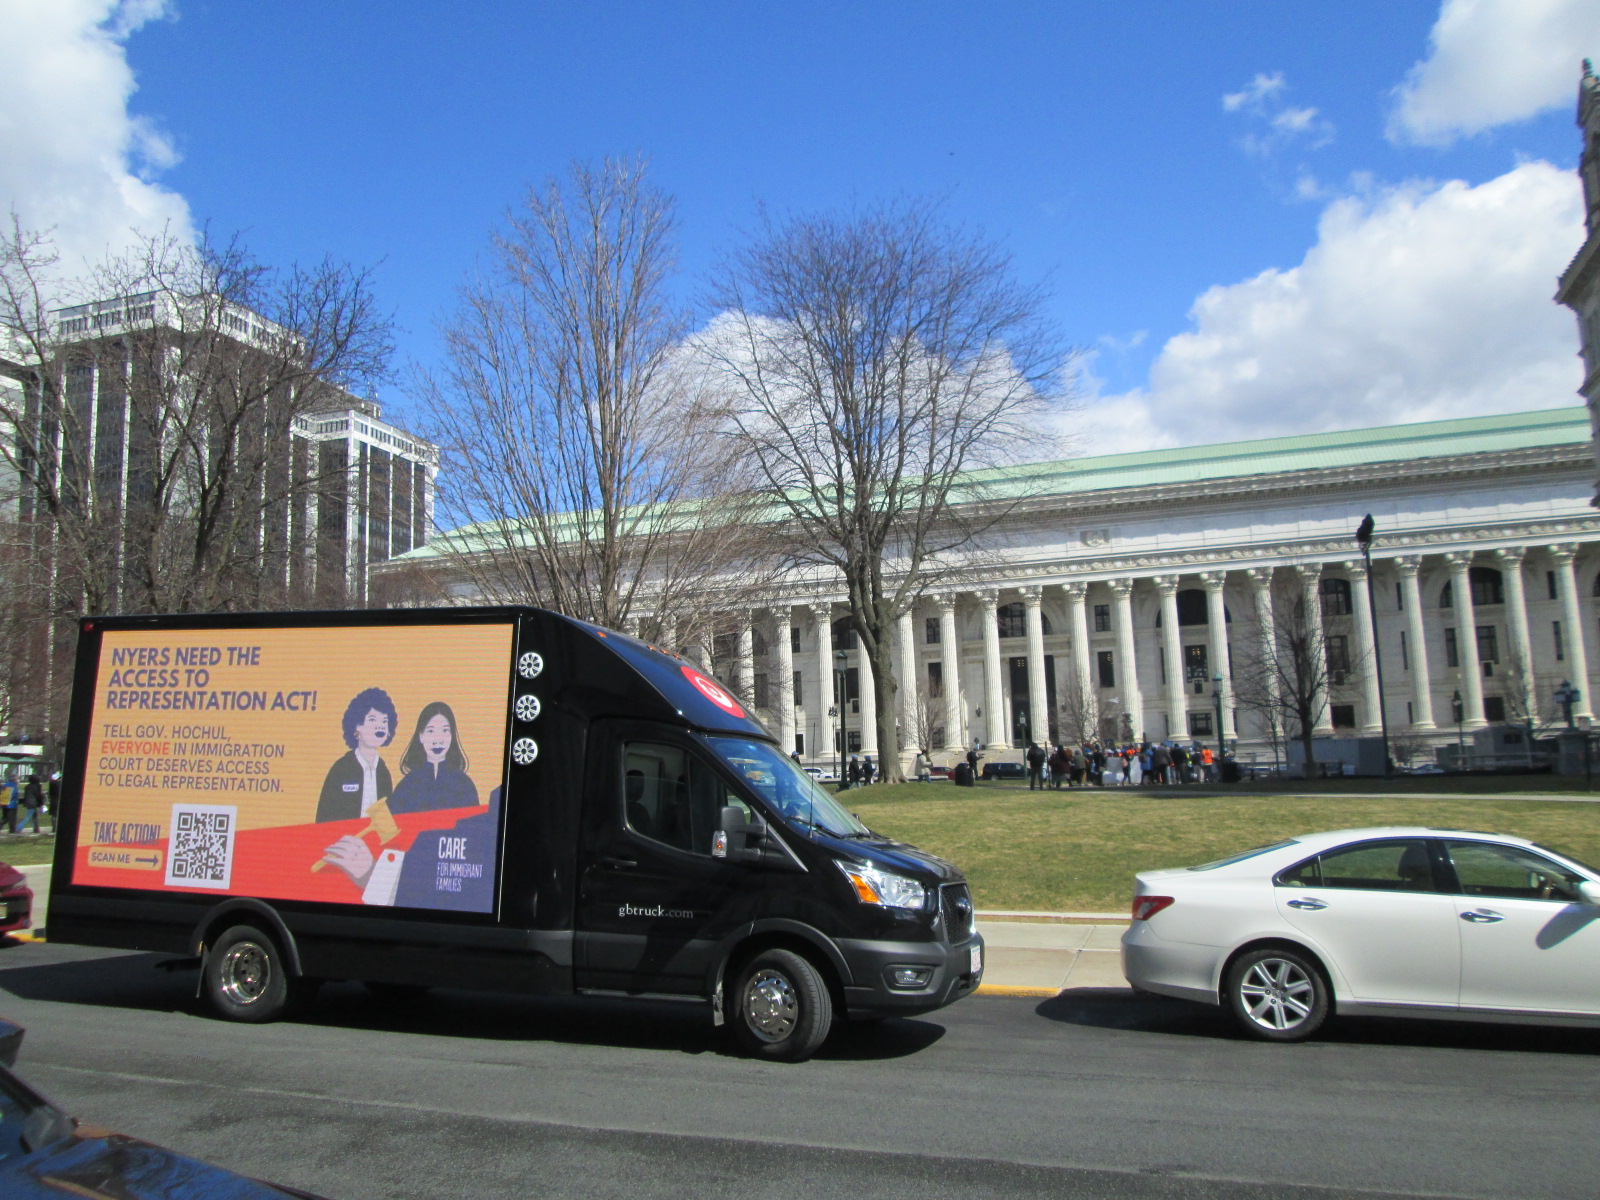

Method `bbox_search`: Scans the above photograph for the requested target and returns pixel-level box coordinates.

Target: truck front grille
[940,883,974,943]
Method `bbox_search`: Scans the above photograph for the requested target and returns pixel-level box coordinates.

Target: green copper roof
[958,406,1588,499]
[399,407,1589,562]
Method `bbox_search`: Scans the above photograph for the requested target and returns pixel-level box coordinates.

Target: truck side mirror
[714,804,766,864]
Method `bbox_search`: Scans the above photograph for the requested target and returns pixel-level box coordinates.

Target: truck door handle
[600,856,638,870]
[1460,909,1504,923]
[1286,898,1327,910]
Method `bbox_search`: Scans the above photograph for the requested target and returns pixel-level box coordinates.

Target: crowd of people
[1020,739,1234,788]
[0,771,55,835]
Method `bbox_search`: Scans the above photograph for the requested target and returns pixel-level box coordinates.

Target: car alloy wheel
[1225,946,1329,1042]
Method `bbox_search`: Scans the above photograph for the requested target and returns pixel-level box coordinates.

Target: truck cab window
[623,743,747,856]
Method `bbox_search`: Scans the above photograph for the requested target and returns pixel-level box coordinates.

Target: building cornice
[1002,445,1590,525]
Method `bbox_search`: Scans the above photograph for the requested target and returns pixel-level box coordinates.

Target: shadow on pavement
[1034,985,1600,1055]
[0,942,944,1061]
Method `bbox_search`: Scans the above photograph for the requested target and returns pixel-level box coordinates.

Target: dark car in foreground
[0,1019,326,1199]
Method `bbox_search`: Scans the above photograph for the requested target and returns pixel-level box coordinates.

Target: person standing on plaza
[1151,743,1170,785]
[19,777,42,835]
[861,755,875,785]
[1025,741,1046,790]
[1049,744,1070,789]
[0,774,16,834]
[1171,743,1189,784]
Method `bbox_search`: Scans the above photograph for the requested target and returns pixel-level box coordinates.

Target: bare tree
[1,220,393,737]
[1231,591,1360,778]
[413,160,773,640]
[0,219,394,619]
[1055,670,1102,748]
[707,199,1072,781]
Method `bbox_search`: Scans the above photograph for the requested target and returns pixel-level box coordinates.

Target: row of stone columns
[663,541,1594,759]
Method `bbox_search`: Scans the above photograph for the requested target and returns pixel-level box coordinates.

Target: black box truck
[49,607,983,1060]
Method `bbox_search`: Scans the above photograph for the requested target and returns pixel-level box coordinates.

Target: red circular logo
[681,666,745,718]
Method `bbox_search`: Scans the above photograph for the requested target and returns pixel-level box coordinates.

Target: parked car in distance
[0,1018,327,1198]
[1123,827,1600,1042]
[1403,763,1446,775]
[802,765,838,783]
[979,761,1027,780]
[0,862,32,936]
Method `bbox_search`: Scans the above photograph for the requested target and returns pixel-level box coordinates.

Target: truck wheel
[1224,946,1329,1042]
[732,948,832,1062]
[204,924,306,1023]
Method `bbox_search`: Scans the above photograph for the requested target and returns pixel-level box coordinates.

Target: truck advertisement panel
[73,623,515,915]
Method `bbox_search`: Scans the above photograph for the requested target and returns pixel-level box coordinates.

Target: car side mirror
[1579,880,1600,906]
[714,805,766,864]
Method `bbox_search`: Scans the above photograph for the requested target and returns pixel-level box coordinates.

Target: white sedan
[1122,827,1600,1041]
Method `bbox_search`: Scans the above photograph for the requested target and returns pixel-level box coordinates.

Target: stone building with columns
[390,405,1600,770]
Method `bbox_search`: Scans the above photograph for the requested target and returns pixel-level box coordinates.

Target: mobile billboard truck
[51,608,982,1060]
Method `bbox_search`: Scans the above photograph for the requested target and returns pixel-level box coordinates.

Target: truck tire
[732,948,832,1062]
[204,924,308,1023]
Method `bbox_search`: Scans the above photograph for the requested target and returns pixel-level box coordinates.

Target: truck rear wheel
[204,924,309,1023]
[732,948,832,1062]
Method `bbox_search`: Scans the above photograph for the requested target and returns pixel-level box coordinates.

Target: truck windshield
[707,737,871,838]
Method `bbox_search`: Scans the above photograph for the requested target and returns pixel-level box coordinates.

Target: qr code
[163,805,238,891]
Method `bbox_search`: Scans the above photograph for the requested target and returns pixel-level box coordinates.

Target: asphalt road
[0,941,1595,1200]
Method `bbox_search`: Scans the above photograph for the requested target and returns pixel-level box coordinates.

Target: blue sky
[3,1,1597,447]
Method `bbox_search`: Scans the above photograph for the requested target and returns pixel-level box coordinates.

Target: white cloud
[1388,0,1600,145]
[1071,161,1584,448]
[0,0,192,276]
[1222,71,1334,158]
[1223,73,1286,113]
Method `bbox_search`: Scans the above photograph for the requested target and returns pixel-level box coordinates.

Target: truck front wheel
[204,924,310,1023]
[732,948,832,1062]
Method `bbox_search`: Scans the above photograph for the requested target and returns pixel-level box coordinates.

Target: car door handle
[1460,909,1504,923]
[1286,898,1327,910]
[600,856,638,870]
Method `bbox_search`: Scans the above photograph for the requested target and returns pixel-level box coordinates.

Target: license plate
[969,944,982,975]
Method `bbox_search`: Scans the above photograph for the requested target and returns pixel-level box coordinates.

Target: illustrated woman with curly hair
[315,687,399,822]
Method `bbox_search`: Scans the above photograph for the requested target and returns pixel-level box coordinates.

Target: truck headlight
[837,860,929,910]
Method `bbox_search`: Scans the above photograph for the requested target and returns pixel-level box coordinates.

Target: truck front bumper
[835,932,984,1017]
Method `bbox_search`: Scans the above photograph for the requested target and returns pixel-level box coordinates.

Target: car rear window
[1187,840,1298,871]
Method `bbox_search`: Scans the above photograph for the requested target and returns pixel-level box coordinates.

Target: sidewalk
[975,917,1130,997]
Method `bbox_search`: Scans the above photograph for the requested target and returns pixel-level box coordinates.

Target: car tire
[1224,946,1329,1042]
[204,924,311,1023]
[732,948,833,1062]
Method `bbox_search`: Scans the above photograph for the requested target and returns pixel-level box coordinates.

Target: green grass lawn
[0,835,55,867]
[836,781,1600,913]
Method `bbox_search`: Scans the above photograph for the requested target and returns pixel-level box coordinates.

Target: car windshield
[1187,840,1299,871]
[1533,841,1600,876]
[707,736,870,838]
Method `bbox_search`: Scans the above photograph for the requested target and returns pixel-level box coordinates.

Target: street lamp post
[834,649,850,788]
[1354,514,1393,777]
[1452,689,1464,768]
[827,705,839,784]
[1212,672,1225,783]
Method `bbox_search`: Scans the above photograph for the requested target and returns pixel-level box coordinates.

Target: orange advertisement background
[73,622,514,907]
